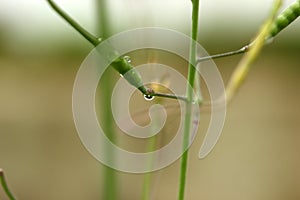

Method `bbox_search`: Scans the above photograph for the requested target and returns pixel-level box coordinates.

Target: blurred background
[0,0,299,199]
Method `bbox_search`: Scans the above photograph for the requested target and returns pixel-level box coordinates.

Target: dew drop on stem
[144,94,154,101]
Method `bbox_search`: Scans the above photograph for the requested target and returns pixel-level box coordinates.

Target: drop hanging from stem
[144,94,155,101]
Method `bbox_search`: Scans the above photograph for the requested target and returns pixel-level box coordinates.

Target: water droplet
[120,74,124,78]
[123,56,131,63]
[144,94,154,101]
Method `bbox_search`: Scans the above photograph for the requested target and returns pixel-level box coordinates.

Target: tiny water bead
[123,55,132,63]
[144,94,155,101]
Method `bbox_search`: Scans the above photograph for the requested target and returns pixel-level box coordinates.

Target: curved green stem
[0,169,16,200]
[46,0,192,102]
[197,0,300,64]
[226,0,282,102]
[178,0,200,200]
[46,0,101,46]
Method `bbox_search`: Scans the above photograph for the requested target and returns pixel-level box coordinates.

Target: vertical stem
[142,98,162,200]
[141,136,156,200]
[178,0,200,200]
[96,1,118,200]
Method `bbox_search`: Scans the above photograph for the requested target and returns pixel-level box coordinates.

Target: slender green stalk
[226,0,282,102]
[46,0,100,46]
[141,96,164,200]
[141,136,156,200]
[96,1,118,200]
[100,69,118,200]
[197,0,300,64]
[178,0,200,200]
[46,0,191,102]
[46,0,147,93]
[0,169,16,200]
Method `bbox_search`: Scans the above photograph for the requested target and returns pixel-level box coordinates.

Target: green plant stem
[141,97,164,200]
[149,92,189,102]
[46,0,191,102]
[96,1,118,200]
[141,136,156,200]
[100,69,118,200]
[178,0,200,200]
[197,0,300,63]
[0,169,16,200]
[46,0,100,46]
[197,45,249,63]
[226,0,282,102]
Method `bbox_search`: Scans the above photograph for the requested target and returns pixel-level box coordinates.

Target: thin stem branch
[0,169,16,200]
[226,0,282,102]
[178,0,200,199]
[197,0,300,63]
[46,0,100,46]
[147,89,189,102]
[197,45,249,63]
